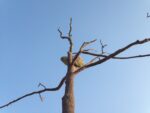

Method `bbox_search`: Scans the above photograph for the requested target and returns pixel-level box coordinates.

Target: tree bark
[62,71,75,113]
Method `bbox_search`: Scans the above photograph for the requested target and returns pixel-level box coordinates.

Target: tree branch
[82,51,150,59]
[71,39,97,67]
[99,40,107,54]
[58,19,73,53]
[74,38,150,74]
[85,38,150,68]
[58,18,73,67]
[0,76,66,109]
[68,18,72,37]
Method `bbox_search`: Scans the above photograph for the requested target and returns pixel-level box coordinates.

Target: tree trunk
[62,71,75,113]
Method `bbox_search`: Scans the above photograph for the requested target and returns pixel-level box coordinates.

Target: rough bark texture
[62,67,75,113]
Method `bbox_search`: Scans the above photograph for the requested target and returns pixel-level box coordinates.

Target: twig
[81,39,97,49]
[58,29,69,40]
[86,56,100,65]
[68,18,72,37]
[38,83,47,102]
[38,83,47,89]
[39,93,44,102]
[100,40,107,54]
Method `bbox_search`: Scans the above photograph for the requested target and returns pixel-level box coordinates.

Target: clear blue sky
[0,0,150,113]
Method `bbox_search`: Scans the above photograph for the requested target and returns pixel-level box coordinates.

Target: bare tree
[0,18,150,113]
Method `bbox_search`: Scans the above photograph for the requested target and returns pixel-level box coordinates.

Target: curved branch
[0,76,66,109]
[58,18,73,67]
[58,18,73,53]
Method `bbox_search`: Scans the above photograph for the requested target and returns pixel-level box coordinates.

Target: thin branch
[86,56,100,65]
[71,51,81,66]
[68,18,73,53]
[38,93,44,102]
[58,29,69,40]
[38,83,47,89]
[0,76,66,109]
[58,18,73,67]
[81,39,97,49]
[68,18,72,37]
[100,40,107,54]
[58,19,73,53]
[74,38,150,74]
[71,39,97,66]
[82,51,150,59]
[86,38,150,68]
[82,48,95,52]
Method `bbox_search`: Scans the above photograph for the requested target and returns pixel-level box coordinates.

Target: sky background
[0,0,150,113]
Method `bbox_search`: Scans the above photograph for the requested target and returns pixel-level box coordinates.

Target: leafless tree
[0,18,150,113]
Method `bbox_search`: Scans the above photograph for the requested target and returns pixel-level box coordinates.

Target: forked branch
[71,39,97,66]
[0,76,66,109]
[58,18,73,53]
[74,38,150,74]
[86,38,150,68]
[58,18,73,66]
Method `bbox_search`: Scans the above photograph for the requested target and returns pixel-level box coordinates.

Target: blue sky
[0,0,150,113]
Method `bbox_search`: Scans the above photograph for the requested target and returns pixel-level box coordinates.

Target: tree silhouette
[0,18,150,113]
